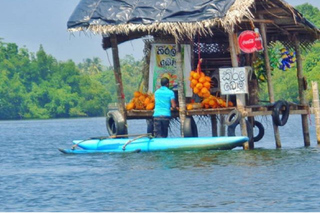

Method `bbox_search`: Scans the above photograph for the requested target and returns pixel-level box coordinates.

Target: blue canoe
[58,136,248,154]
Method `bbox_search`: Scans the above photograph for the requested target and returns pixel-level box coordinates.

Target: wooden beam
[110,34,128,134]
[271,23,290,35]
[241,19,274,24]
[255,8,289,15]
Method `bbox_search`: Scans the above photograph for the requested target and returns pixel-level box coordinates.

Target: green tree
[296,3,320,28]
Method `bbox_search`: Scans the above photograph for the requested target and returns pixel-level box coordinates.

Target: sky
[0,0,319,66]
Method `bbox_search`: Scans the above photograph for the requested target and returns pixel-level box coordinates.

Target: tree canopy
[0,40,143,119]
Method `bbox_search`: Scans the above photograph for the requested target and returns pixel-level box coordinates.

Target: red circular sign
[238,30,257,53]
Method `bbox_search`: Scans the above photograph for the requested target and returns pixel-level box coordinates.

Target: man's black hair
[160,77,169,86]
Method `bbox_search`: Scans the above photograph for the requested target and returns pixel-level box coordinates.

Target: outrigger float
[59,135,249,154]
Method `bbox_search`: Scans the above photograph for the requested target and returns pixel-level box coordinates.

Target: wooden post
[211,115,218,136]
[142,41,151,92]
[219,115,225,136]
[248,77,259,149]
[259,15,281,148]
[294,36,310,146]
[228,31,249,150]
[110,34,128,134]
[176,43,187,137]
[312,81,320,143]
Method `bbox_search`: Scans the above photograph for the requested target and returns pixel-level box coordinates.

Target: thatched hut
[68,0,320,149]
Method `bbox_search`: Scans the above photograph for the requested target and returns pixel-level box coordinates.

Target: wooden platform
[125,103,310,119]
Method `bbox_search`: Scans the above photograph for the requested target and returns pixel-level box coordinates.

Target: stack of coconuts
[126,91,155,110]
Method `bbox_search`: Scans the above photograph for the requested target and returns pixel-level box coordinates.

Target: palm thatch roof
[67,0,320,47]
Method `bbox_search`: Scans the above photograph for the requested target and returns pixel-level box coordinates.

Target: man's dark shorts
[153,116,170,138]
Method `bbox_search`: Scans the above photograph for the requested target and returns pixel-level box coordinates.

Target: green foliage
[0,39,143,120]
[295,3,320,28]
[258,4,320,104]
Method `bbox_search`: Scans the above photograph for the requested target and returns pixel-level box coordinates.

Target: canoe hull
[59,136,248,154]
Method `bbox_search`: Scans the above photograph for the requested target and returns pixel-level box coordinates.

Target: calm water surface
[1,115,320,211]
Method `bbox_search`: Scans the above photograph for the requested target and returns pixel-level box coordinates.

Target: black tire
[253,120,264,142]
[106,110,127,137]
[183,116,198,137]
[225,109,241,127]
[146,119,154,136]
[272,100,290,126]
[227,119,253,141]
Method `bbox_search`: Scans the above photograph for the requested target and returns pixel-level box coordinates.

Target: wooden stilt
[259,15,281,148]
[211,115,218,137]
[312,81,320,143]
[142,41,151,93]
[110,34,128,134]
[248,77,259,149]
[219,115,225,136]
[294,36,310,146]
[176,43,187,137]
[228,31,249,150]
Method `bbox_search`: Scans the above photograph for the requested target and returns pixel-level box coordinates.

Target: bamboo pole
[259,15,281,148]
[176,43,187,137]
[110,34,128,134]
[312,81,320,143]
[228,31,249,150]
[294,36,310,146]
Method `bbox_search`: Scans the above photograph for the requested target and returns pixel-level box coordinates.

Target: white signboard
[148,44,192,97]
[219,67,250,95]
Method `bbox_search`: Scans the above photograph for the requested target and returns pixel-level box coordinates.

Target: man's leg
[153,118,162,138]
[161,117,170,138]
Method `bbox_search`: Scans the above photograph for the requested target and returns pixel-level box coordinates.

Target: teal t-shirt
[153,86,175,117]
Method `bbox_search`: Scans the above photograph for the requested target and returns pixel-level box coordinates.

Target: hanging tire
[253,120,264,142]
[227,119,253,141]
[106,110,127,137]
[225,109,241,127]
[183,116,198,137]
[272,100,290,126]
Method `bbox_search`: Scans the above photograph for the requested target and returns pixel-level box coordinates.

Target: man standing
[153,77,177,138]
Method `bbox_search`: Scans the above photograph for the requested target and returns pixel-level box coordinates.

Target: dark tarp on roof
[67,0,235,29]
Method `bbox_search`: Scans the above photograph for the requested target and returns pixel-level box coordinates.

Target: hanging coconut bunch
[126,91,155,110]
[189,59,212,98]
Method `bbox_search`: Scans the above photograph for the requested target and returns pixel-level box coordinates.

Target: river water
[1,114,320,211]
